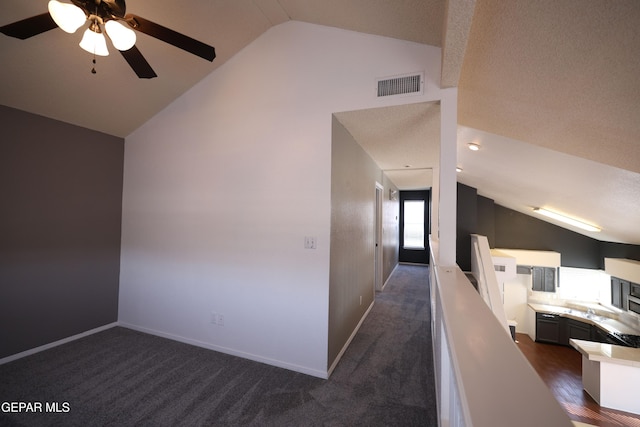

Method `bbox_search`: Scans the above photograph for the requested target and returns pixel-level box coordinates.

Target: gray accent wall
[329,116,399,368]
[0,105,124,359]
[456,182,640,270]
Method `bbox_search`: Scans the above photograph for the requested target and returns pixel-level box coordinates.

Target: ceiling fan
[0,0,216,78]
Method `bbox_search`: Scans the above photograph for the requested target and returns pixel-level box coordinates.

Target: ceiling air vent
[376,72,423,97]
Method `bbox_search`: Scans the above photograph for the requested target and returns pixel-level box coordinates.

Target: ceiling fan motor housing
[71,0,127,21]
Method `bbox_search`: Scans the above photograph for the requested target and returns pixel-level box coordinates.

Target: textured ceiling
[0,0,444,137]
[458,0,640,175]
[0,0,282,137]
[280,0,444,46]
[456,126,640,245]
[335,102,441,189]
[1,0,639,244]
[335,103,441,171]
[454,0,640,244]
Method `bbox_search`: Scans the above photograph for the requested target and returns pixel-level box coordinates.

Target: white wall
[503,274,530,333]
[119,21,443,377]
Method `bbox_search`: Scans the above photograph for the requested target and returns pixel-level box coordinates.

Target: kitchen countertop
[528,302,640,336]
[570,338,640,367]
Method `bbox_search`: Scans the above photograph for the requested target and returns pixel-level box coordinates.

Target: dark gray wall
[493,206,601,268]
[477,195,495,247]
[457,182,640,270]
[456,183,477,271]
[457,185,497,270]
[0,105,124,359]
[600,242,640,263]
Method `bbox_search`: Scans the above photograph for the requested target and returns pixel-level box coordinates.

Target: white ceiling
[335,102,440,189]
[1,0,639,245]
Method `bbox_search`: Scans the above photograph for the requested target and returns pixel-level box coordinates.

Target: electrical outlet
[217,314,224,326]
[304,236,317,249]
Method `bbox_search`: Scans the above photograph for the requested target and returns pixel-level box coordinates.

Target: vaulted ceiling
[1,0,639,244]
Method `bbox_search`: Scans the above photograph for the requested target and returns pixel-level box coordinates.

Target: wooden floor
[516,333,640,427]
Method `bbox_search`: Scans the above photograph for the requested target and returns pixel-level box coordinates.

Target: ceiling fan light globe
[79,28,109,56]
[48,0,86,34]
[105,20,136,51]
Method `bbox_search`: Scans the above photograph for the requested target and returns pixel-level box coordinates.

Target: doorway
[374,183,383,291]
[399,190,430,264]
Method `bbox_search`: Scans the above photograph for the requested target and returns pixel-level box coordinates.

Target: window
[403,200,424,249]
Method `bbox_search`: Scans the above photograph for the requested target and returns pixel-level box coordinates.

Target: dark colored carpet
[0,264,436,426]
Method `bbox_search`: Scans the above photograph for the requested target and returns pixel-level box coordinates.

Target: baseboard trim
[327,300,375,378]
[380,263,399,291]
[0,322,119,366]
[118,322,329,379]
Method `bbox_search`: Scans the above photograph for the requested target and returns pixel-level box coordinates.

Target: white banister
[471,234,510,336]
[429,236,574,427]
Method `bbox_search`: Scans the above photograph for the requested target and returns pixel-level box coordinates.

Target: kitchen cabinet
[536,313,619,347]
[567,319,592,342]
[532,266,556,292]
[611,277,621,308]
[531,304,640,349]
[611,277,630,309]
[536,313,566,344]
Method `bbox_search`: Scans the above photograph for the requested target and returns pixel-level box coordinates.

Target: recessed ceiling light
[533,208,601,232]
[456,167,463,172]
[468,143,480,151]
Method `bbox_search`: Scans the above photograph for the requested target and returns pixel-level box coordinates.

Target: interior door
[399,190,430,264]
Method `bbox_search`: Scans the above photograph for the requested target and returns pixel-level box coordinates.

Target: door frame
[399,189,430,264]
[374,183,384,291]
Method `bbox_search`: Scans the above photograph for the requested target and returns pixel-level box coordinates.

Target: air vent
[376,73,423,97]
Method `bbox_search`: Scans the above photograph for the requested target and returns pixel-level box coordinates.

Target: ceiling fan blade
[124,14,215,62]
[0,13,58,40]
[119,45,157,79]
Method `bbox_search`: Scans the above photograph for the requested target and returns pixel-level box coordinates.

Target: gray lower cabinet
[536,314,615,347]
[536,313,566,344]
[567,319,591,341]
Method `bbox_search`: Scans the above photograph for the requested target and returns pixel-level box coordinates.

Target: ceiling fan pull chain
[91,50,97,74]
[90,5,98,75]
